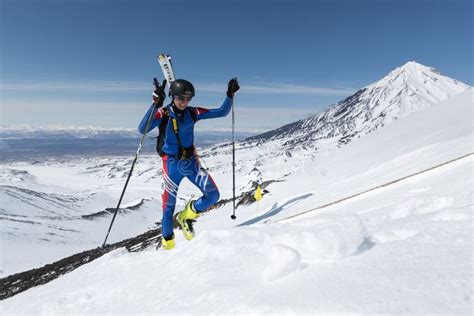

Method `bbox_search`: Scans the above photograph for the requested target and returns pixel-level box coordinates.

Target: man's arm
[193,97,233,121]
[138,81,167,134]
[138,105,165,134]
[192,78,239,121]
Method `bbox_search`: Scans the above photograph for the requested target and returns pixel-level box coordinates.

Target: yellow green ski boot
[177,200,200,240]
[161,234,175,250]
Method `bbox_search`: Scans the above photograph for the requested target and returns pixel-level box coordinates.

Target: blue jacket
[138,97,233,156]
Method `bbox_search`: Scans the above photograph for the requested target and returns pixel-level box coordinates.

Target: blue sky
[1,0,472,132]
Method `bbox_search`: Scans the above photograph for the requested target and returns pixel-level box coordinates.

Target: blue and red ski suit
[138,97,233,239]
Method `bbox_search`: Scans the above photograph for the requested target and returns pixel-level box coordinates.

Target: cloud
[198,82,356,96]
[1,80,356,96]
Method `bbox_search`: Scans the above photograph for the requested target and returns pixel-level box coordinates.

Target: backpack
[156,106,198,159]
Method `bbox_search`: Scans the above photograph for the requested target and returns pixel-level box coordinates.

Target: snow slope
[1,62,470,277]
[0,156,163,275]
[1,89,472,314]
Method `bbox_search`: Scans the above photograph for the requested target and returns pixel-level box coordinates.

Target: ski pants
[161,154,220,239]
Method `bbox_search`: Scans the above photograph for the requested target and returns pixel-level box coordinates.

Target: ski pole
[230,91,237,220]
[102,78,166,247]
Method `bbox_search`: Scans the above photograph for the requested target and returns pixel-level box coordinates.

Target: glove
[152,78,166,107]
[227,77,240,98]
[153,87,165,106]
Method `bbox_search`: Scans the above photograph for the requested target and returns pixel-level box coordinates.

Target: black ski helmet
[170,79,195,97]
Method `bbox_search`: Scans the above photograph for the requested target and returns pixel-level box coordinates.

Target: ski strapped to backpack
[155,106,198,159]
[157,54,175,87]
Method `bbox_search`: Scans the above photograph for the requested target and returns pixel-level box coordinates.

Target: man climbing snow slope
[138,78,240,250]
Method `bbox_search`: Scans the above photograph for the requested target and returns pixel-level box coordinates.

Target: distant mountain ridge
[245,61,470,149]
[0,126,139,140]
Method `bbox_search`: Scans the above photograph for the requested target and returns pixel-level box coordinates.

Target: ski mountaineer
[138,78,240,250]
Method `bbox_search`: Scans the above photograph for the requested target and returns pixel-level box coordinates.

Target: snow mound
[273,213,369,260]
[263,244,302,281]
[164,213,368,284]
[372,229,420,243]
[432,209,470,222]
[390,195,454,219]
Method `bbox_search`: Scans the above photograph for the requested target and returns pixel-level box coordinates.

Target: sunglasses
[176,95,193,101]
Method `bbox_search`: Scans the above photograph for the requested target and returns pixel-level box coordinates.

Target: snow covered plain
[1,88,472,314]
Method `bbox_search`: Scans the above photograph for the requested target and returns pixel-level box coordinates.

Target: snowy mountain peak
[369,60,455,90]
[398,60,438,73]
[362,61,468,120]
[245,61,470,150]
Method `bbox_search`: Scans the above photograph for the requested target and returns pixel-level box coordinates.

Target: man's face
[174,94,192,110]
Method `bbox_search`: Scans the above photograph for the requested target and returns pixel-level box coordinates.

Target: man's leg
[161,155,184,240]
[186,157,220,213]
[173,157,220,241]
